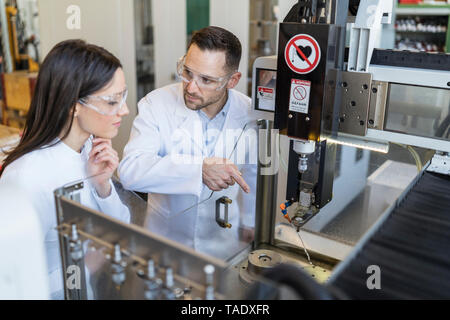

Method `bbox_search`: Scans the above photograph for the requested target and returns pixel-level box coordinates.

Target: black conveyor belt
[331,171,450,299]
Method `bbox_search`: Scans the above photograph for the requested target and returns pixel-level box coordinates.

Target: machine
[248,0,450,299]
[13,0,449,300]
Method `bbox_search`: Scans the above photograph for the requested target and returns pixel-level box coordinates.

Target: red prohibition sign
[293,86,307,101]
[285,34,321,74]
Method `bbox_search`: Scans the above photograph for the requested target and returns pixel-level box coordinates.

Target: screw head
[204,265,215,275]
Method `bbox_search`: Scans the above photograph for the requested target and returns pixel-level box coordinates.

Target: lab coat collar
[173,84,204,155]
[172,83,249,158]
[174,83,192,118]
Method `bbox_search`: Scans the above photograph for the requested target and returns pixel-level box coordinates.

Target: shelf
[397,4,450,16]
[396,4,450,53]
[395,30,447,35]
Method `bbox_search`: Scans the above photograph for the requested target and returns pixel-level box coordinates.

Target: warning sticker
[257,86,275,111]
[289,79,311,114]
[258,86,274,100]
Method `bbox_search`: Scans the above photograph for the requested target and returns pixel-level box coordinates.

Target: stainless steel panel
[384,83,450,140]
[368,80,389,130]
[338,71,373,136]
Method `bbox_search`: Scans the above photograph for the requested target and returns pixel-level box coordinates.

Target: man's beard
[184,91,222,111]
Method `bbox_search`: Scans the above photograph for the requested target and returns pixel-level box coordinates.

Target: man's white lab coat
[119,83,258,260]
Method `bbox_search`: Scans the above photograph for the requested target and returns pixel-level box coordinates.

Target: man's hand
[202,157,250,193]
[87,138,119,198]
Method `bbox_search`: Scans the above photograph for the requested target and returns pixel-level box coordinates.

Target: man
[119,26,257,259]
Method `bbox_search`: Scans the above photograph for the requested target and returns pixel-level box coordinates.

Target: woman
[0,39,130,299]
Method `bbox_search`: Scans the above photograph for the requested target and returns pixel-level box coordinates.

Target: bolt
[372,87,378,94]
[165,268,174,289]
[289,114,293,119]
[147,260,156,279]
[204,265,215,279]
[71,224,79,241]
[113,244,122,263]
[204,265,215,301]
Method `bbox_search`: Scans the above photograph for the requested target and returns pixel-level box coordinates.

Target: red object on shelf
[398,0,422,3]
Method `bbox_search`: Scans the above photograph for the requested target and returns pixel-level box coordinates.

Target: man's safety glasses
[176,55,235,91]
[78,88,128,116]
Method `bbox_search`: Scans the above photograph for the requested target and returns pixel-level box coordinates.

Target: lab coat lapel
[213,92,248,160]
[173,86,205,157]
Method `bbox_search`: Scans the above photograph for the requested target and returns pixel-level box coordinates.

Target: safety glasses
[79,88,128,116]
[176,55,235,91]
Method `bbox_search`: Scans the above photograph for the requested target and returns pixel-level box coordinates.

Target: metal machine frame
[248,0,450,296]
[54,182,228,300]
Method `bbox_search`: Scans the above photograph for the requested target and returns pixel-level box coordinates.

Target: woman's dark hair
[0,39,122,177]
[188,26,242,72]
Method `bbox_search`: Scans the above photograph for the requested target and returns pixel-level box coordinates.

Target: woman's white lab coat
[0,138,130,299]
[119,83,257,260]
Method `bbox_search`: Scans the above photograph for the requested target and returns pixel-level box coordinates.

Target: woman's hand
[87,138,119,198]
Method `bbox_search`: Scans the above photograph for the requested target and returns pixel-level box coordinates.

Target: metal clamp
[215,197,232,229]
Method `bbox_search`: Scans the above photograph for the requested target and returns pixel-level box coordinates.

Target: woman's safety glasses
[176,55,235,91]
[78,88,128,116]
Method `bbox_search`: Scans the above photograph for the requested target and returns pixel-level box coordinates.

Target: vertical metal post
[254,119,278,249]
[0,0,13,73]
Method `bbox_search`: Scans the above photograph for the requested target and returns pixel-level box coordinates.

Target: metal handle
[215,196,232,229]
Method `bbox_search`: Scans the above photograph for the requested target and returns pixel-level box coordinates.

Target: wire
[172,120,256,217]
[287,222,314,266]
[391,142,423,172]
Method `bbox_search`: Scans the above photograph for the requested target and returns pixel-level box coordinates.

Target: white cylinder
[293,140,316,155]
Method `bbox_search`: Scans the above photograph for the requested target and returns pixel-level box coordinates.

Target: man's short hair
[188,26,242,72]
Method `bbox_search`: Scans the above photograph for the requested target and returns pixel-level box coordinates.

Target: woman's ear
[73,104,80,118]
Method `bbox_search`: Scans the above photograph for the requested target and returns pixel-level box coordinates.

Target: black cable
[297,0,302,22]
[246,263,337,300]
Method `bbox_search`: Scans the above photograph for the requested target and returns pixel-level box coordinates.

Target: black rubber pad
[331,172,450,299]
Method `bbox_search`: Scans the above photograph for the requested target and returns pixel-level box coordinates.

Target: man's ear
[227,72,242,89]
